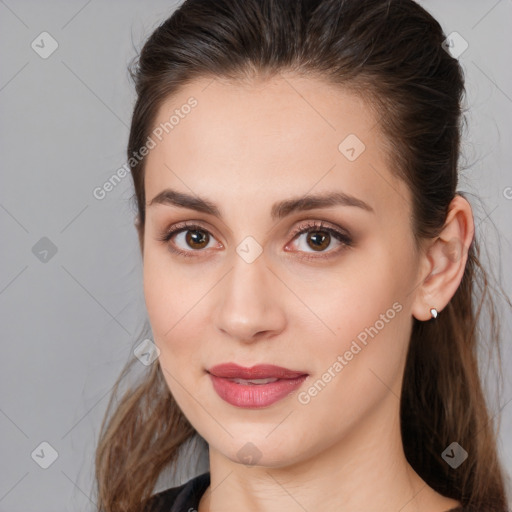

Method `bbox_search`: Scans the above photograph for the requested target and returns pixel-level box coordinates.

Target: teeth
[230,377,279,385]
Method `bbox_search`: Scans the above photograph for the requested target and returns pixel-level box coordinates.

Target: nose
[212,253,287,344]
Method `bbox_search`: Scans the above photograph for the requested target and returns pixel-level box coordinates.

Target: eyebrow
[147,188,374,220]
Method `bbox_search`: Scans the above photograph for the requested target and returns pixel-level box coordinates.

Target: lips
[207,363,309,408]
[207,363,308,380]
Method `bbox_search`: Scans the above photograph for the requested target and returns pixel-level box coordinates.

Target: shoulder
[142,472,210,512]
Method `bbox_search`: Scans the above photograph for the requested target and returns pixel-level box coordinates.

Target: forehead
[144,74,411,221]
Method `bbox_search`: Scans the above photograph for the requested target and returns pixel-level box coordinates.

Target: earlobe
[411,194,475,322]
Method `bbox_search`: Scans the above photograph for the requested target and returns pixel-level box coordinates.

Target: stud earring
[430,307,438,319]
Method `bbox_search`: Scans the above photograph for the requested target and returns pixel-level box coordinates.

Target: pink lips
[207,363,309,408]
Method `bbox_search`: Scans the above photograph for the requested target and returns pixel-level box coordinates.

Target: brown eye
[157,222,218,257]
[185,229,210,249]
[306,231,331,251]
[286,220,353,261]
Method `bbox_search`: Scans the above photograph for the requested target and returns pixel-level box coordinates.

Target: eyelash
[156,220,353,261]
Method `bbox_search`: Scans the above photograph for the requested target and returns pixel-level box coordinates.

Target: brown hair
[94,0,511,510]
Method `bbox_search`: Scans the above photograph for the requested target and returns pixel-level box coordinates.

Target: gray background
[0,1,511,510]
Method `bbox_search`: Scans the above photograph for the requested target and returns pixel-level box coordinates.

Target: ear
[411,194,475,321]
[135,215,144,257]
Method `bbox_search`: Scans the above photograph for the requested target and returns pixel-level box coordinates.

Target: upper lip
[207,363,308,379]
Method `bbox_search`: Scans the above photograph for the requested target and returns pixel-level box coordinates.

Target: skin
[138,73,473,512]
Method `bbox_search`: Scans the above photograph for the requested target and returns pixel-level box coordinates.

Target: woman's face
[141,74,423,467]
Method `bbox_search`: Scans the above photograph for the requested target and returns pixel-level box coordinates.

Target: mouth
[225,377,282,385]
[207,362,308,380]
[206,363,309,408]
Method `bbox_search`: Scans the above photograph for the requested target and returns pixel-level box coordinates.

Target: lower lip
[208,373,308,408]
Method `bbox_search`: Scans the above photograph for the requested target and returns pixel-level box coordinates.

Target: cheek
[143,256,208,404]
[290,259,401,345]
[293,283,408,437]
[143,254,173,337]
[295,251,411,392]
[142,251,200,356]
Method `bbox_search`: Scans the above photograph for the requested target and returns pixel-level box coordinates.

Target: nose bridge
[213,245,285,341]
[225,244,271,308]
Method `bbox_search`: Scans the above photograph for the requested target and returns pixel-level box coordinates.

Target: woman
[94,0,510,510]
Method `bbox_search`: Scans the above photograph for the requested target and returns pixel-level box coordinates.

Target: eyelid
[284,220,352,260]
[287,219,349,241]
[156,220,222,245]
[157,219,353,259]
[155,220,223,258]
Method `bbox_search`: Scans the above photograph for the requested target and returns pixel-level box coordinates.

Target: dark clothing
[144,472,210,512]
[143,471,474,512]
